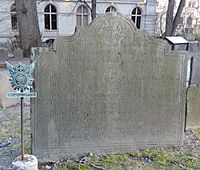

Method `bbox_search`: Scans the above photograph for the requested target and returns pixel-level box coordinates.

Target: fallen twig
[89,163,105,169]
[0,142,11,148]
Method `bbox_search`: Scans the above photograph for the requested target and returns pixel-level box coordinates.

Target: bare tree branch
[165,0,186,36]
[78,0,91,10]
[171,0,185,35]
[165,0,175,36]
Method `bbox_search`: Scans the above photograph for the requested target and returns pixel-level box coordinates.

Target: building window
[105,6,117,13]
[44,4,57,30]
[11,3,18,30]
[192,1,196,7]
[186,15,193,27]
[76,5,89,27]
[188,1,192,7]
[131,7,142,29]
[188,0,196,7]
[178,16,184,25]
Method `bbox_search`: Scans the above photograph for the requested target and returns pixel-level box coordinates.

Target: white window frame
[105,6,117,13]
[131,7,142,29]
[76,5,89,27]
[11,3,18,30]
[44,4,57,30]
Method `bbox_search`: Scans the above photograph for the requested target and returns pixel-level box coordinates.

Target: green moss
[88,153,141,170]
[174,152,200,170]
[80,166,91,170]
[67,162,91,170]
[129,147,200,169]
[0,130,7,137]
[67,162,79,170]
[58,167,67,170]
[193,129,200,139]
[131,148,164,169]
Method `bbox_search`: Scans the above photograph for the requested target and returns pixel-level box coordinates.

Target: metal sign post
[6,61,37,160]
[21,96,24,160]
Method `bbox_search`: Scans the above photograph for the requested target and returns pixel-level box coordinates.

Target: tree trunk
[171,0,185,35]
[15,0,42,57]
[91,0,96,20]
[165,0,175,36]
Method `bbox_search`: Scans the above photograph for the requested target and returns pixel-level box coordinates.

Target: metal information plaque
[6,61,37,161]
[6,61,36,92]
[7,92,37,98]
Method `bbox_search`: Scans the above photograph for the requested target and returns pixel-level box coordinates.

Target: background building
[0,0,157,47]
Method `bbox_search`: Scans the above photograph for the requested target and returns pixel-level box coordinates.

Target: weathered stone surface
[191,56,200,85]
[31,13,187,159]
[187,85,200,129]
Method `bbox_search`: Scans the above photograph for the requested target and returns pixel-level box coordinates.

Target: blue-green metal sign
[5,61,37,160]
[6,61,37,98]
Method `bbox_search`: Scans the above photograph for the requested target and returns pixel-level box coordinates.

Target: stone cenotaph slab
[31,13,187,159]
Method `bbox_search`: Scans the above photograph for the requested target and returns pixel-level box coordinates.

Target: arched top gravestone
[31,13,187,159]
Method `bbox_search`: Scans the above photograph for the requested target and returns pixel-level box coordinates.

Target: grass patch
[54,147,200,170]
[0,109,31,154]
[67,162,91,170]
